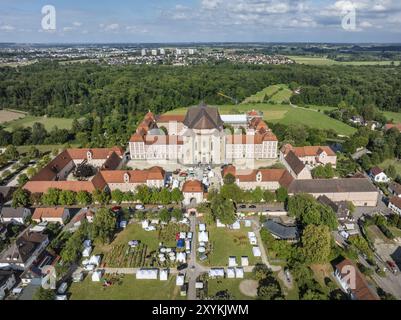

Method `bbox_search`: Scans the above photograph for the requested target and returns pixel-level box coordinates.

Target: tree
[251,187,264,203]
[171,188,184,204]
[58,190,76,206]
[257,280,283,300]
[42,188,61,206]
[92,189,110,205]
[223,173,236,185]
[171,208,183,221]
[92,208,116,244]
[159,188,171,205]
[210,194,236,225]
[17,174,29,186]
[27,146,40,159]
[385,165,397,179]
[12,188,31,208]
[76,191,92,205]
[33,287,55,300]
[111,189,124,204]
[220,184,243,203]
[301,225,332,264]
[275,187,288,203]
[135,185,152,204]
[4,145,19,160]
[263,190,276,203]
[159,208,171,223]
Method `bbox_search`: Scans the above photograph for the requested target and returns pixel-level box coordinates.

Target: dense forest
[1,62,401,119]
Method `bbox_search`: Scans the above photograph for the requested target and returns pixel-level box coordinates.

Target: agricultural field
[201,225,261,267]
[69,274,184,300]
[95,222,190,268]
[287,55,401,66]
[242,84,291,104]
[4,115,74,131]
[0,109,27,124]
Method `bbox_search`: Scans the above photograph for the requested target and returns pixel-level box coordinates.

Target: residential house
[222,165,294,191]
[65,207,95,232]
[318,195,357,232]
[388,182,401,197]
[0,270,17,300]
[334,259,379,300]
[389,197,401,216]
[288,178,379,206]
[0,230,49,270]
[0,207,32,224]
[281,150,312,179]
[182,180,204,206]
[32,207,70,225]
[280,144,337,168]
[369,167,390,183]
[263,220,299,241]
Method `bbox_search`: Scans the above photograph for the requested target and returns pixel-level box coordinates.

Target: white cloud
[104,23,120,31]
[73,21,82,27]
[0,25,15,31]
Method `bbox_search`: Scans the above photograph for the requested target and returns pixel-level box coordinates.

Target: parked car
[177,263,188,271]
[57,282,68,295]
[387,261,398,274]
[135,204,145,210]
[239,204,247,209]
[249,205,257,209]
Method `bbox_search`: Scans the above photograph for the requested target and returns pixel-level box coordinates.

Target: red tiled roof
[281,144,335,157]
[66,147,124,159]
[370,166,383,176]
[222,165,236,177]
[30,150,73,181]
[335,259,379,300]
[100,167,165,184]
[129,133,144,143]
[32,207,66,220]
[155,115,185,123]
[236,169,288,183]
[182,180,203,193]
[24,180,103,194]
[390,196,401,209]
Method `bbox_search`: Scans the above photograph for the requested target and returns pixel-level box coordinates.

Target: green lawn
[69,274,184,300]
[384,111,401,124]
[4,115,73,131]
[16,144,79,154]
[207,275,256,300]
[242,84,291,104]
[166,103,354,136]
[287,55,401,66]
[203,225,261,267]
[379,159,401,176]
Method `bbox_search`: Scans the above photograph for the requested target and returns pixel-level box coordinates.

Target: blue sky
[0,0,400,43]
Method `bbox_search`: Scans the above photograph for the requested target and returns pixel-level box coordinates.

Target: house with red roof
[32,207,70,225]
[182,180,205,206]
[280,144,337,168]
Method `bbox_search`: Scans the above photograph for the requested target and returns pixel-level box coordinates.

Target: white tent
[179,232,186,239]
[228,257,237,267]
[227,267,236,279]
[216,219,226,228]
[195,282,204,289]
[248,231,256,239]
[142,220,149,229]
[89,255,101,267]
[241,256,249,267]
[208,171,215,178]
[136,269,158,280]
[176,274,185,286]
[198,247,206,253]
[209,268,225,278]
[235,267,244,279]
[232,221,241,230]
[198,231,209,243]
[151,219,160,225]
[249,236,258,245]
[244,220,252,227]
[82,246,92,258]
[185,240,191,251]
[252,246,261,257]
[176,252,186,263]
[160,269,169,281]
[172,180,180,189]
[187,232,193,239]
[92,270,103,282]
[199,223,206,232]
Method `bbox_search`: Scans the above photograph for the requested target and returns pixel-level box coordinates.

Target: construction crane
[217,92,238,105]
